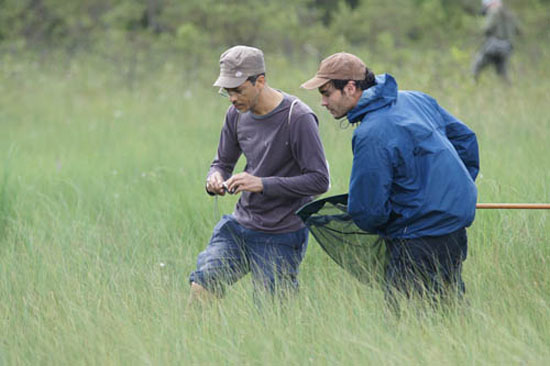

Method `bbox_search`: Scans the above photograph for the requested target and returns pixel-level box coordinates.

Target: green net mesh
[297,194,388,284]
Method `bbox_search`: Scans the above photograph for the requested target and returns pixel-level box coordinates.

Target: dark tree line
[0,0,546,62]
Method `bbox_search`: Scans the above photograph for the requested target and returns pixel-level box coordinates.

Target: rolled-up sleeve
[207,109,242,182]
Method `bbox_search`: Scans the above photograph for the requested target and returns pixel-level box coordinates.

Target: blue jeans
[384,228,468,307]
[189,215,308,297]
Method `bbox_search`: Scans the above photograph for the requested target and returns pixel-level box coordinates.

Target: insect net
[296,194,388,284]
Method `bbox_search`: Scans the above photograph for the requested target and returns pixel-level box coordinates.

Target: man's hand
[206,171,226,196]
[224,172,263,194]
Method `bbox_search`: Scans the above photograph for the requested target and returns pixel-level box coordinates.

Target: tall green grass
[1,45,549,365]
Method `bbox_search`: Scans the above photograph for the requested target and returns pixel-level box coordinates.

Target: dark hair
[247,73,265,85]
[331,68,376,91]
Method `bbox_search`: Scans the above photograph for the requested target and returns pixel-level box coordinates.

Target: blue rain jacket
[347,74,479,239]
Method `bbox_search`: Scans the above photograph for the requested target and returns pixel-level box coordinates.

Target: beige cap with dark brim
[213,74,249,89]
[300,76,331,90]
[213,45,265,89]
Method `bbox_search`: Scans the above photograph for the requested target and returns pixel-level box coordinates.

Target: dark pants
[472,37,513,82]
[384,228,468,308]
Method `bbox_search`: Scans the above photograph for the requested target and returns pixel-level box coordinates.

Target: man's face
[221,76,263,113]
[318,81,356,119]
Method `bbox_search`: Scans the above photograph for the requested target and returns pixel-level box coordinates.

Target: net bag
[296,194,388,284]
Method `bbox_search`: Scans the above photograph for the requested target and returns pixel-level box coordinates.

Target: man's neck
[251,87,284,116]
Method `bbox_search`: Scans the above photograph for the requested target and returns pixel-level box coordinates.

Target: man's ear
[344,80,356,95]
[256,74,266,88]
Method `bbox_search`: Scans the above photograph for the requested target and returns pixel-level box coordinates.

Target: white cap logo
[235,71,243,77]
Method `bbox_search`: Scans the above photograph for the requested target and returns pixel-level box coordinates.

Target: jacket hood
[347,73,398,124]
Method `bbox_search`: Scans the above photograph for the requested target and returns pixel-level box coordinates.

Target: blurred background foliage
[0,0,548,84]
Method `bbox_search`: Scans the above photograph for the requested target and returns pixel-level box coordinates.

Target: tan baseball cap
[301,52,366,90]
[213,45,266,89]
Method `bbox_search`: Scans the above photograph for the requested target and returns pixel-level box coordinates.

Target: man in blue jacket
[301,53,479,306]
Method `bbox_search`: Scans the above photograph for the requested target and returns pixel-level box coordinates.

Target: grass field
[1,46,550,365]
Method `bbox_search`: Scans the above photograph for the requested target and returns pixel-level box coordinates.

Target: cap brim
[300,76,330,90]
[213,75,248,89]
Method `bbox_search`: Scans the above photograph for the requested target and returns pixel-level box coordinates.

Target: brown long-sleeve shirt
[208,93,330,233]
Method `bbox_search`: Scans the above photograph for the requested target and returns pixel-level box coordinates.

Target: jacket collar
[347,73,398,124]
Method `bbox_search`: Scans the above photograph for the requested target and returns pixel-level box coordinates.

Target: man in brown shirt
[188,46,330,305]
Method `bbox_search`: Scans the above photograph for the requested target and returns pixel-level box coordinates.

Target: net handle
[477,203,550,209]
